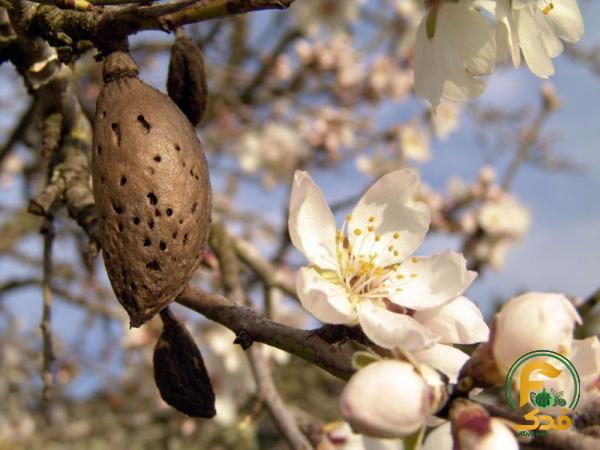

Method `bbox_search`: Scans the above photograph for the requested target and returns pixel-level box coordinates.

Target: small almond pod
[92,51,212,327]
[167,29,208,126]
[153,310,216,418]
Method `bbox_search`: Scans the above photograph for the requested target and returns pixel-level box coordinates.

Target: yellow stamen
[543,2,554,14]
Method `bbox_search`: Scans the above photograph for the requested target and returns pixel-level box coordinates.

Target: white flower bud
[339,360,442,439]
[492,292,581,372]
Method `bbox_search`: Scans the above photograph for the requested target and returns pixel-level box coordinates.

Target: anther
[543,2,554,14]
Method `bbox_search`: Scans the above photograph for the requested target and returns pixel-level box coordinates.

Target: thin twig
[209,220,314,450]
[40,219,55,423]
[0,100,34,166]
[231,232,296,298]
[501,102,553,190]
[248,345,314,450]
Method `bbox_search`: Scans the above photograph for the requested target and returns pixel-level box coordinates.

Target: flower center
[334,214,419,306]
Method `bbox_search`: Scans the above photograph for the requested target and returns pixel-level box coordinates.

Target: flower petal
[357,302,440,351]
[495,0,521,67]
[414,344,470,383]
[547,0,584,43]
[413,296,489,344]
[296,266,356,324]
[288,171,338,270]
[347,170,430,266]
[388,251,477,310]
[414,0,496,108]
[517,8,555,77]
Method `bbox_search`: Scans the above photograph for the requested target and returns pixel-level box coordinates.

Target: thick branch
[177,285,355,381]
[17,0,297,49]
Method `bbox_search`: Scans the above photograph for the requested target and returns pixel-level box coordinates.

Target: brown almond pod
[153,309,216,418]
[92,51,212,327]
[167,29,208,126]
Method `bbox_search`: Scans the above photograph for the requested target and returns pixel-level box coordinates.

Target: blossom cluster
[413,0,584,107]
[291,0,584,109]
[288,169,599,449]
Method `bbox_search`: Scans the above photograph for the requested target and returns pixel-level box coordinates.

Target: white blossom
[478,194,531,238]
[429,102,462,139]
[414,0,496,108]
[367,56,413,102]
[399,123,431,162]
[289,170,487,380]
[492,292,582,372]
[299,106,357,156]
[236,123,310,188]
[475,194,531,269]
[496,0,584,78]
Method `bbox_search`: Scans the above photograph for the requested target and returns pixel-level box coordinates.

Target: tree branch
[208,220,314,449]
[177,285,355,380]
[40,219,55,423]
[16,0,297,50]
[249,344,314,450]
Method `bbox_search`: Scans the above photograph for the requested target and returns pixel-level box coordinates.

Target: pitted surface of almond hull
[92,77,211,327]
